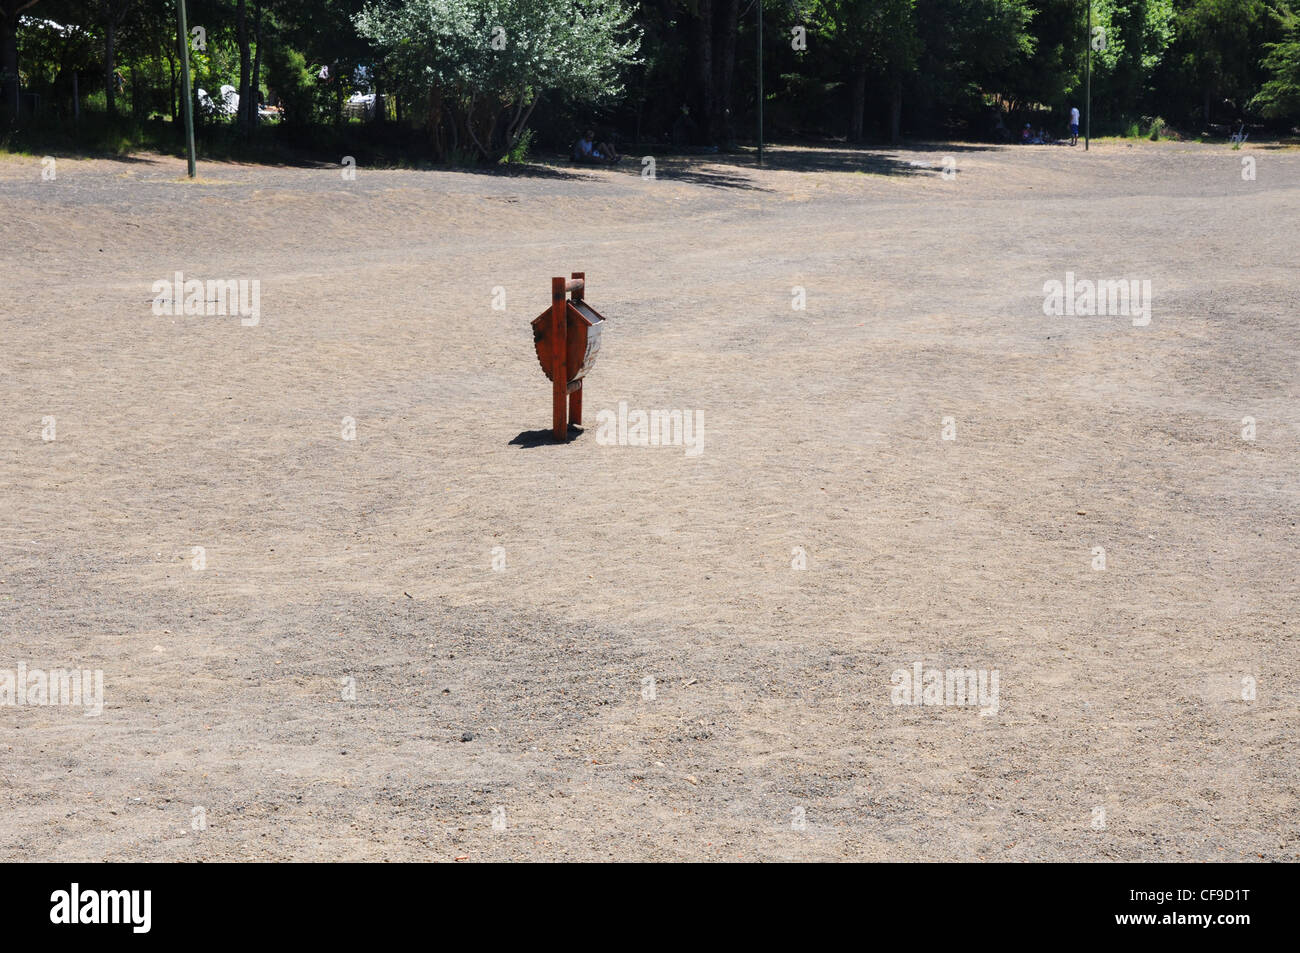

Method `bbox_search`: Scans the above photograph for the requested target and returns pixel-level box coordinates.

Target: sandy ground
[0,139,1297,862]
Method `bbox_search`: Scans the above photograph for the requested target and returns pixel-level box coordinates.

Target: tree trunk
[850,65,867,141]
[249,1,262,131]
[3,0,43,120]
[1,5,19,120]
[104,11,116,117]
[712,0,739,146]
[889,74,902,143]
[236,0,250,132]
[693,0,713,145]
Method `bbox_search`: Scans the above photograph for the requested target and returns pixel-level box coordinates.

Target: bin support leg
[567,272,584,433]
[551,277,567,441]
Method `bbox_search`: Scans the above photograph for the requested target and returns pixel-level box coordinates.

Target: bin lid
[568,300,605,326]
[530,300,606,330]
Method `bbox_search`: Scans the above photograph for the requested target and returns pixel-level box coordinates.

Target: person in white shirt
[574,129,621,164]
[1070,106,1080,146]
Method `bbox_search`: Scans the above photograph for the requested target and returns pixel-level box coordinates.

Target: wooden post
[569,272,585,427]
[551,276,567,440]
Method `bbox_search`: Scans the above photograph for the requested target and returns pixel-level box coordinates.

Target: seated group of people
[572,129,622,164]
[1021,123,1053,144]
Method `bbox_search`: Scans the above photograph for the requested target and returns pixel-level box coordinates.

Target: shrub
[265,45,315,127]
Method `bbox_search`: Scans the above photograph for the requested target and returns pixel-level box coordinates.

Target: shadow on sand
[509,424,585,448]
[516,141,1009,191]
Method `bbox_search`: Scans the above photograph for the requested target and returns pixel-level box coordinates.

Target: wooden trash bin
[531,272,607,441]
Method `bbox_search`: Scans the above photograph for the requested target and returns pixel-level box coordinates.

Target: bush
[265,45,315,127]
[0,111,176,156]
[500,127,533,164]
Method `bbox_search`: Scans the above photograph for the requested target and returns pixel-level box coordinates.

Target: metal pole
[177,0,197,177]
[756,0,763,167]
[1085,0,1091,151]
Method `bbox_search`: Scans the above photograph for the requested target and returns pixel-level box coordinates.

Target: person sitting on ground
[573,129,621,164]
[1021,123,1033,144]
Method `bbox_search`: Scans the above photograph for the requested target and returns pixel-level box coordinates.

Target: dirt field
[1,139,1296,862]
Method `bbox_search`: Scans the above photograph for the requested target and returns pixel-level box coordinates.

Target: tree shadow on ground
[551,142,1009,191]
[440,162,599,182]
[23,151,164,165]
[649,159,773,191]
[93,152,166,164]
[71,141,1010,183]
[721,142,999,173]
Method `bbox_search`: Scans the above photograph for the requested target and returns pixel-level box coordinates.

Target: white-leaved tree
[355,0,641,161]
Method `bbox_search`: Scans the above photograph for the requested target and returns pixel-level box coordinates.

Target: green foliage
[355,0,641,160]
[0,112,180,157]
[806,0,923,70]
[1173,0,1280,118]
[1251,13,1300,118]
[6,0,1299,160]
[500,124,532,163]
[265,44,315,126]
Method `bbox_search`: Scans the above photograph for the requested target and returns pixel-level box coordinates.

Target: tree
[680,0,741,146]
[275,0,379,127]
[912,0,1035,134]
[1108,0,1176,112]
[98,0,134,118]
[1251,10,1300,119]
[236,0,250,128]
[356,0,641,161]
[807,0,920,141]
[2,0,41,119]
[804,0,876,141]
[1175,0,1274,123]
